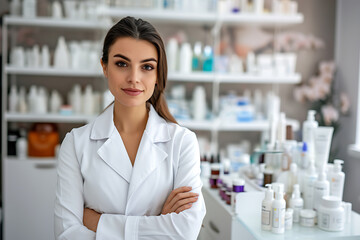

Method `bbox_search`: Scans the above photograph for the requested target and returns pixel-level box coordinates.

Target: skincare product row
[106,0,217,13]
[245,52,297,76]
[166,39,214,73]
[10,0,100,20]
[8,84,114,116]
[218,0,298,15]
[167,85,210,121]
[10,37,102,72]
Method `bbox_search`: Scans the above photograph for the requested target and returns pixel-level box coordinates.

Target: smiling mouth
[122,88,144,96]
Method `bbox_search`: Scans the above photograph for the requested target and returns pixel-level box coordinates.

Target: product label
[319,212,344,230]
[262,209,271,225]
[319,212,330,228]
[272,207,285,228]
[293,205,302,222]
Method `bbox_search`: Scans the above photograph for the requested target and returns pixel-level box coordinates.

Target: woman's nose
[127,68,140,83]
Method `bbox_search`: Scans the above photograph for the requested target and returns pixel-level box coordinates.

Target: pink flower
[321,105,339,125]
[340,93,350,114]
[294,86,306,103]
[319,61,336,76]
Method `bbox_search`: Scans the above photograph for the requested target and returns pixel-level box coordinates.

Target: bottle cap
[333,159,344,173]
[302,142,308,152]
[233,178,245,186]
[264,184,274,201]
[307,110,316,121]
[321,196,342,208]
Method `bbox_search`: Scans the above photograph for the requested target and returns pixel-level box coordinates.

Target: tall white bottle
[302,110,318,162]
[289,184,303,223]
[262,184,274,231]
[272,184,286,234]
[303,161,318,209]
[328,159,345,200]
[313,169,330,211]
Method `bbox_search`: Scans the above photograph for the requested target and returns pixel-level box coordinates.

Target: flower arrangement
[294,61,350,161]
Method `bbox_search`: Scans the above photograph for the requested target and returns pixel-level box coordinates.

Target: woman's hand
[161,186,199,215]
[83,208,102,232]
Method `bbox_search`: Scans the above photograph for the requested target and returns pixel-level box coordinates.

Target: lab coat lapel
[91,104,132,183]
[126,105,171,205]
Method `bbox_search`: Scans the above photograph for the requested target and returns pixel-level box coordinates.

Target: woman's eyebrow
[113,54,157,63]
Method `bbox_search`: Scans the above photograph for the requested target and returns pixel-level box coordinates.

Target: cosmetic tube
[313,127,334,170]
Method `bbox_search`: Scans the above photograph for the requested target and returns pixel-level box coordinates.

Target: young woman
[54,17,206,239]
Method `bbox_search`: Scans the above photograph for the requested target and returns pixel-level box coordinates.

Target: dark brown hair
[102,16,177,124]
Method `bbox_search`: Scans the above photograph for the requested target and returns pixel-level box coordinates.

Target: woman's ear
[100,59,108,78]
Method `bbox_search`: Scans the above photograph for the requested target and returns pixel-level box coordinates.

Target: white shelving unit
[1,4,304,240]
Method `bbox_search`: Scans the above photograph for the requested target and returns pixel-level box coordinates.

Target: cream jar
[318,196,345,231]
[300,209,316,227]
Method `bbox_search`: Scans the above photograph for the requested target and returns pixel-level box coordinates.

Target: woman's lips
[122,88,143,96]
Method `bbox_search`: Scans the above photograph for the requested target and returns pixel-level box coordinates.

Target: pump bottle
[328,159,345,200]
[289,184,304,223]
[302,110,318,162]
[262,184,274,231]
[303,161,318,209]
[313,169,330,211]
[272,183,286,234]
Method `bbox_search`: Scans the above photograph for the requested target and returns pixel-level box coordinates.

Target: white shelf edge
[217,73,301,84]
[219,13,304,25]
[5,112,96,123]
[5,156,57,164]
[4,16,108,29]
[5,65,103,77]
[168,72,215,82]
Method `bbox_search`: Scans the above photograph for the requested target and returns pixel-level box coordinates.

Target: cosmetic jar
[318,196,344,231]
[300,209,316,227]
[285,208,294,230]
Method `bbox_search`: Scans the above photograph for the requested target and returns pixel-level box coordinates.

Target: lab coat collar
[90,103,171,143]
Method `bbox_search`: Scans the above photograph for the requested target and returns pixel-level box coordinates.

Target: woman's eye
[116,61,127,67]
[143,64,154,71]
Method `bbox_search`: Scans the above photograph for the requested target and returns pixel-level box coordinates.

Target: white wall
[334,0,360,213]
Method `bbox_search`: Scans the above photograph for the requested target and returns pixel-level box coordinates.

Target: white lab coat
[54,103,206,240]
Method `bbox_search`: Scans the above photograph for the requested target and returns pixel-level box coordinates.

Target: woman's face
[102,37,158,108]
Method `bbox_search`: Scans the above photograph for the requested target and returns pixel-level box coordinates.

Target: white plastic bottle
[303,161,318,209]
[289,184,304,223]
[272,184,286,234]
[261,184,274,231]
[302,110,318,162]
[313,169,330,211]
[328,159,345,200]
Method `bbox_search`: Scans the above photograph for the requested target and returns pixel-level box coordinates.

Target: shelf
[219,13,304,26]
[5,65,103,77]
[98,8,216,24]
[4,16,107,29]
[168,72,214,82]
[98,8,303,26]
[217,73,301,84]
[178,120,217,131]
[218,120,269,131]
[5,112,95,123]
[5,156,57,164]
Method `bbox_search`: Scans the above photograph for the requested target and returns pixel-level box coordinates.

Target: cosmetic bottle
[41,45,50,68]
[246,52,256,74]
[72,84,82,114]
[10,0,21,16]
[192,86,207,121]
[9,85,19,113]
[37,87,48,114]
[54,36,70,69]
[289,184,303,223]
[32,45,40,68]
[50,90,62,113]
[328,159,345,200]
[16,129,28,160]
[303,161,318,209]
[18,87,27,113]
[313,169,330,211]
[166,38,178,72]
[28,85,37,113]
[202,45,213,72]
[262,184,274,231]
[302,110,318,164]
[254,0,264,14]
[232,178,245,212]
[192,41,203,71]
[22,0,37,18]
[52,1,63,18]
[272,183,286,234]
[179,42,193,73]
[83,85,94,115]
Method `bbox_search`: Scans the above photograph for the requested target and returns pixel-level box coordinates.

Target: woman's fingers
[167,192,199,210]
[172,197,198,212]
[165,186,192,205]
[175,203,193,214]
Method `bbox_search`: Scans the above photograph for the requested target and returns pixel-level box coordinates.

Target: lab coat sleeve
[96,131,206,240]
[54,132,96,240]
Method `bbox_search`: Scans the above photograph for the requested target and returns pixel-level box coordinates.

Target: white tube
[313,127,334,170]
